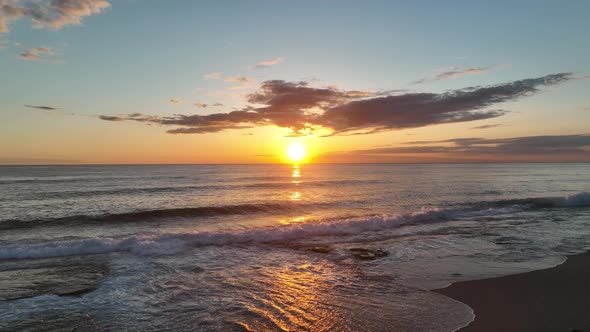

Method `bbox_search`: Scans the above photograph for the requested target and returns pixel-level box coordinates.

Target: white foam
[0,205,525,260]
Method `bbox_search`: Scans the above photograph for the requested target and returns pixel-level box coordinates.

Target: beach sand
[434,251,590,332]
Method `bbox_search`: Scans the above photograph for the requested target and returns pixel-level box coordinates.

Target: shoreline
[434,250,590,332]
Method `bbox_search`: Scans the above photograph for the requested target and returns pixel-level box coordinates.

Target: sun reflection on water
[290,191,302,201]
[291,164,302,184]
[236,262,343,332]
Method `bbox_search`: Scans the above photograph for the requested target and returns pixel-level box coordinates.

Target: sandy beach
[434,251,590,332]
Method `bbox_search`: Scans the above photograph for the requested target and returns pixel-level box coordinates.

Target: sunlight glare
[286,143,306,162]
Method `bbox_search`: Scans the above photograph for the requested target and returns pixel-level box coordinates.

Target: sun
[286,143,306,163]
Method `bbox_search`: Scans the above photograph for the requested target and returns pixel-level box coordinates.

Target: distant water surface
[1,163,589,331]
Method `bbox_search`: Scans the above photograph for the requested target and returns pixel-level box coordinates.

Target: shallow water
[1,163,589,331]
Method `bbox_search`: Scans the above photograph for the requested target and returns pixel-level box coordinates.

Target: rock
[191,266,205,273]
[349,248,389,260]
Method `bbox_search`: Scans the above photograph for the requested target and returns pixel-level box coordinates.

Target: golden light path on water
[279,164,308,224]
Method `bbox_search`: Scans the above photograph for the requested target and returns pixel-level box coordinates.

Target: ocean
[1,163,589,331]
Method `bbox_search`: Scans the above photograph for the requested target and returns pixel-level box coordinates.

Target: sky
[0,0,589,164]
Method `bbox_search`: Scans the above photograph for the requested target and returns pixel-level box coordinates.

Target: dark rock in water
[309,246,332,254]
[191,266,206,273]
[0,256,109,301]
[349,248,389,260]
[452,272,463,277]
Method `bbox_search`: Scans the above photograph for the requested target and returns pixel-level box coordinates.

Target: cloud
[255,57,284,68]
[99,73,573,136]
[470,123,505,130]
[203,72,222,80]
[435,66,494,80]
[25,104,57,110]
[413,66,495,84]
[0,0,110,33]
[167,125,254,134]
[194,102,207,108]
[317,73,571,135]
[0,157,81,164]
[224,76,251,83]
[333,134,590,162]
[24,104,79,116]
[18,46,59,62]
[169,98,181,105]
[203,73,253,84]
[213,102,223,107]
[99,115,125,121]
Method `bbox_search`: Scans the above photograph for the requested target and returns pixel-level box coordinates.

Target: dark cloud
[0,0,110,33]
[99,73,573,136]
[317,73,571,135]
[25,104,57,110]
[344,134,590,158]
[167,125,254,134]
[99,115,125,121]
[470,123,505,130]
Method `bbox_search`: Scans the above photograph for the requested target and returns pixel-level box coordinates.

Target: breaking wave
[1,192,587,260]
[0,204,526,260]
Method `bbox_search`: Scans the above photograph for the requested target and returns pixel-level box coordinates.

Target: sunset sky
[1,0,589,164]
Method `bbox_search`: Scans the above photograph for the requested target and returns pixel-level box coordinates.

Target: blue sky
[0,0,589,163]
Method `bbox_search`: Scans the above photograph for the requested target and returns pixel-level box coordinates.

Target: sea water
[1,163,589,331]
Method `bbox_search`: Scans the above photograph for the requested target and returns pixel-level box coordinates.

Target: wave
[0,202,312,229]
[5,179,379,201]
[491,191,590,208]
[2,192,588,260]
[0,204,531,260]
[3,192,589,230]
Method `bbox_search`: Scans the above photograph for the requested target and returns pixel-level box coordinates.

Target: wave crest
[0,205,518,260]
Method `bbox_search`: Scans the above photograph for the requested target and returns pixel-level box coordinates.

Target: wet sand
[434,251,590,332]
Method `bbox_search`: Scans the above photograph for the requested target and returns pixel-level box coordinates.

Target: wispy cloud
[413,66,496,84]
[19,46,60,62]
[435,66,494,79]
[25,104,57,110]
[255,57,284,68]
[470,123,506,130]
[0,157,81,164]
[99,73,573,136]
[194,102,207,108]
[0,0,110,33]
[169,98,181,105]
[203,73,253,84]
[99,115,125,121]
[223,76,251,83]
[24,104,77,116]
[203,72,222,80]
